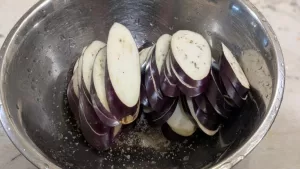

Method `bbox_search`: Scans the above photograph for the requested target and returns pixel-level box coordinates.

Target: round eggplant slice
[160,54,180,97]
[166,99,197,137]
[79,90,121,151]
[67,75,80,124]
[220,43,250,97]
[145,98,178,126]
[106,23,140,119]
[81,41,106,101]
[170,58,208,97]
[205,67,236,118]
[170,30,212,87]
[220,74,245,108]
[186,96,221,136]
[90,47,121,127]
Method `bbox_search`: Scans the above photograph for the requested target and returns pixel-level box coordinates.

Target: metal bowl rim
[0,0,285,168]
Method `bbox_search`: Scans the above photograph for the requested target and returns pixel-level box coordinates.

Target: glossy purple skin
[79,89,116,151]
[67,77,80,125]
[220,74,245,108]
[140,83,151,107]
[170,51,210,88]
[169,61,208,97]
[144,52,174,112]
[145,98,178,126]
[205,68,236,118]
[161,123,186,141]
[90,78,120,127]
[138,41,153,52]
[160,68,180,97]
[220,53,249,98]
[105,65,139,119]
[192,95,223,131]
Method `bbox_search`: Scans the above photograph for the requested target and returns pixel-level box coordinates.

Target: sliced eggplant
[79,89,121,151]
[155,34,172,74]
[90,47,121,127]
[160,54,180,97]
[165,99,197,137]
[106,23,141,119]
[73,59,79,73]
[67,74,80,124]
[81,41,106,102]
[220,74,245,107]
[140,46,154,75]
[220,43,250,97]
[77,47,88,89]
[185,95,221,136]
[144,56,174,112]
[140,83,150,107]
[170,30,211,87]
[205,67,236,118]
[145,98,178,126]
[170,57,208,97]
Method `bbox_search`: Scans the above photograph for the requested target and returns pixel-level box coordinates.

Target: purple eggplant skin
[160,68,180,97]
[160,58,180,97]
[205,68,236,118]
[220,74,245,108]
[169,59,209,97]
[170,51,210,87]
[140,83,151,107]
[67,77,80,124]
[138,41,153,52]
[192,95,223,131]
[79,89,117,151]
[161,123,186,141]
[105,65,139,120]
[144,52,174,112]
[145,98,178,126]
[220,52,249,98]
[90,79,120,127]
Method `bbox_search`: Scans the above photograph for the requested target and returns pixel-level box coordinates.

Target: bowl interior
[1,0,277,168]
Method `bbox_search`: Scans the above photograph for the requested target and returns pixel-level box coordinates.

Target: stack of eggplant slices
[67,22,250,150]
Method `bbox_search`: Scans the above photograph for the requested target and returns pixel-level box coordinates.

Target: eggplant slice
[170,30,211,87]
[220,43,250,97]
[165,98,197,137]
[205,67,237,118]
[106,23,141,119]
[160,54,180,97]
[186,96,222,136]
[90,47,121,127]
[67,74,80,124]
[144,49,174,112]
[170,57,207,97]
[79,89,121,151]
[145,98,178,126]
[81,41,106,102]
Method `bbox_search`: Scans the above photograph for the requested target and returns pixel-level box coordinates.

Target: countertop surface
[0,0,299,168]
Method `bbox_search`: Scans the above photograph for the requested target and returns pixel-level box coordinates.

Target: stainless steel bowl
[0,0,285,168]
